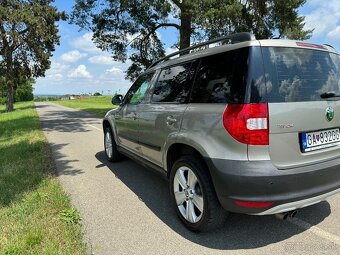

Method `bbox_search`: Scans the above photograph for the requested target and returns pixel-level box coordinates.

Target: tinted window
[190,48,249,103]
[152,62,195,103]
[124,72,154,105]
[247,47,269,103]
[262,47,340,102]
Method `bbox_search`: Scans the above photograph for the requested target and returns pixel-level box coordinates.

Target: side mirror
[111,94,123,105]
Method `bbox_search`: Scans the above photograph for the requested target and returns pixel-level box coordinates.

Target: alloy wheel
[173,166,204,223]
[105,131,113,159]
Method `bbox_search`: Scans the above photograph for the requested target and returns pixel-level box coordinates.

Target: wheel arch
[103,118,120,145]
[102,119,111,133]
[165,142,211,179]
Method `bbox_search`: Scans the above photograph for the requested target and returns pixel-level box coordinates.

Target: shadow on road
[36,103,101,133]
[95,151,331,250]
[49,143,84,176]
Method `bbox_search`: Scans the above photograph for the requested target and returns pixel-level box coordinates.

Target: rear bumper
[252,187,340,215]
[206,157,340,214]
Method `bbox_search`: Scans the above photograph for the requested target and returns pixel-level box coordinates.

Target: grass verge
[55,96,116,117]
[0,102,86,255]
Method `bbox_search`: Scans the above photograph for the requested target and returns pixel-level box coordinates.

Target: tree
[0,76,34,104]
[0,0,66,112]
[71,0,312,80]
[93,92,102,96]
[14,77,34,102]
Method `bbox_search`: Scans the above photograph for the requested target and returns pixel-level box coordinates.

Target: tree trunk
[179,9,192,50]
[6,83,14,112]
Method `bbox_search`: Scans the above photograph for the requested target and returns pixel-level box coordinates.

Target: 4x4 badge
[326,106,334,121]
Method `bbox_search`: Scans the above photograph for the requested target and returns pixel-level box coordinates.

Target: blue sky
[34,0,340,95]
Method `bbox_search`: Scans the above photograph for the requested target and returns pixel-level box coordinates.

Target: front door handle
[166,116,177,125]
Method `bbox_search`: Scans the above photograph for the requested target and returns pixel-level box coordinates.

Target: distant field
[0,102,86,254]
[55,96,116,117]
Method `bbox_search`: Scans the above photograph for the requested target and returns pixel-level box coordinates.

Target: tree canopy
[71,0,313,80]
[0,0,66,111]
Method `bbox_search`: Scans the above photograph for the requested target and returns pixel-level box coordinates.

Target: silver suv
[103,32,340,232]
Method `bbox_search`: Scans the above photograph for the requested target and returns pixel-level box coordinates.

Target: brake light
[223,103,269,145]
[296,42,327,50]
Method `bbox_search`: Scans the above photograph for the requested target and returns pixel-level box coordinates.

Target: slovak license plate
[301,128,340,152]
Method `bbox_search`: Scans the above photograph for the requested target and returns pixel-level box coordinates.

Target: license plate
[301,128,340,152]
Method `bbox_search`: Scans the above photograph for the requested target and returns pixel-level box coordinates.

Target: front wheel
[170,155,227,232]
[104,127,123,162]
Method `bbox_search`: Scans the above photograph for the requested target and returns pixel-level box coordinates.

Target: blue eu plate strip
[301,133,307,149]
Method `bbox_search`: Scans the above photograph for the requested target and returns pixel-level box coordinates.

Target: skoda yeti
[103,32,340,232]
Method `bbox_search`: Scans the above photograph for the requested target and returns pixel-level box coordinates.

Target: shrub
[0,97,6,105]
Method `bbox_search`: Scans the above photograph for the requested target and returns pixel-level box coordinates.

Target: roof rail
[323,44,335,49]
[149,32,256,68]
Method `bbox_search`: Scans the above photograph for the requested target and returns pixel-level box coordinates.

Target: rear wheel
[104,127,123,162]
[170,155,227,232]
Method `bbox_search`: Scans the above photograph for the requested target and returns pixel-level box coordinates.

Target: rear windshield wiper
[320,92,340,99]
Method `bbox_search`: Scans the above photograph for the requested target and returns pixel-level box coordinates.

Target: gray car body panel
[138,102,189,166]
[267,101,340,169]
[180,103,248,160]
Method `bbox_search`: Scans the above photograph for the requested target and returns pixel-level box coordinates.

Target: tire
[104,127,123,162]
[170,155,227,232]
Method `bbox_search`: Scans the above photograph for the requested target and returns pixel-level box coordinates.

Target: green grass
[0,102,86,255]
[55,96,116,117]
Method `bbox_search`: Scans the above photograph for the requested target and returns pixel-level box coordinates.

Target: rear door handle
[166,116,177,125]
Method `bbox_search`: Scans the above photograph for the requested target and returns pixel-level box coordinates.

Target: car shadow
[95,151,331,250]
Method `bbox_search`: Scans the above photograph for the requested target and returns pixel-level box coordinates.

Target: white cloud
[71,32,103,54]
[35,60,131,95]
[303,1,340,39]
[60,50,87,63]
[89,55,115,65]
[305,12,333,38]
[68,65,92,79]
[54,73,63,79]
[47,73,63,81]
[48,61,69,74]
[106,67,123,74]
[43,61,69,82]
[327,26,340,43]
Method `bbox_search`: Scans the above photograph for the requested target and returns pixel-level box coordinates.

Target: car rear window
[261,47,340,102]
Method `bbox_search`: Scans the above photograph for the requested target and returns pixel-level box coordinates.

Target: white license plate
[301,128,340,152]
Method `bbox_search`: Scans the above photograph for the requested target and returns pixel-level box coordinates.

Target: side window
[191,48,249,103]
[151,62,195,103]
[124,72,154,105]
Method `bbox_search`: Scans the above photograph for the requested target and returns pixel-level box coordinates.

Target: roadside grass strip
[0,102,86,255]
[55,96,116,117]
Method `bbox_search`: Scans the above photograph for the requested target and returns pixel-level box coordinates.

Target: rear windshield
[261,47,340,102]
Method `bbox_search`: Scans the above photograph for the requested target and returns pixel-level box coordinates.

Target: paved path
[35,102,340,255]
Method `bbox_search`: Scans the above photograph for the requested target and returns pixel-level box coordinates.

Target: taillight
[223,103,269,145]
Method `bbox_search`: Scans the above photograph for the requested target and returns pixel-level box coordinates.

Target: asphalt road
[35,102,340,255]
